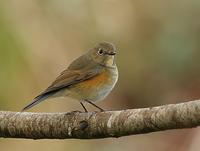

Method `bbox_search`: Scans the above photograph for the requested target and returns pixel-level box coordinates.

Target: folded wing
[22,66,103,111]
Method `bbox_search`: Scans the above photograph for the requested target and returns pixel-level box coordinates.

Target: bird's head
[89,42,117,67]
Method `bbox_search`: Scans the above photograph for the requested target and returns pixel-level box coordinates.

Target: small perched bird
[22,42,118,112]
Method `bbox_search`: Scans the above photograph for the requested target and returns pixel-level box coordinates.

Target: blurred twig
[0,100,200,139]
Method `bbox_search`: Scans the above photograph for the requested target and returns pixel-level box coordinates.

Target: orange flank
[75,69,110,89]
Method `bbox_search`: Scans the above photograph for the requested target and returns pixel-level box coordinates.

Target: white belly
[91,67,118,102]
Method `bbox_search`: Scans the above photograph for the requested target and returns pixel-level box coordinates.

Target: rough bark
[0,99,200,139]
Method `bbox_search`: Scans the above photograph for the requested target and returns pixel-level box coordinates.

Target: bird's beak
[105,51,116,55]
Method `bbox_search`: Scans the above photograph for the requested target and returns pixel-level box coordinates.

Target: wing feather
[39,67,102,96]
[22,54,103,111]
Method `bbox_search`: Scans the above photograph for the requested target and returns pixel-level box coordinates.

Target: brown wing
[22,68,102,111]
[39,67,102,96]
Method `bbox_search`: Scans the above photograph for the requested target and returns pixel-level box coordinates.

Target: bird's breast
[67,67,118,101]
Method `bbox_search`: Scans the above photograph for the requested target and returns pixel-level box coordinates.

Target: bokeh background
[0,0,200,151]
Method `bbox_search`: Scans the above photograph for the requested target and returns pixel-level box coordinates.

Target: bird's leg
[85,100,105,112]
[80,102,88,112]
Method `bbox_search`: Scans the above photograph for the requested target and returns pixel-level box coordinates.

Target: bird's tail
[21,94,51,112]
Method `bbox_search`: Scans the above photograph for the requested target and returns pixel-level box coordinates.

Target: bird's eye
[98,48,104,55]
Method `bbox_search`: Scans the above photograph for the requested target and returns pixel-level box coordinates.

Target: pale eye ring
[98,48,104,55]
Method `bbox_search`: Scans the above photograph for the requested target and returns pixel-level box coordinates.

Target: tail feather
[21,94,51,111]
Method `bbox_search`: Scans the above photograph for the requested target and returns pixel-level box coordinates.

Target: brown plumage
[22,42,118,112]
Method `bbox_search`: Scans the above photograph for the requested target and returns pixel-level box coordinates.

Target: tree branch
[0,99,200,139]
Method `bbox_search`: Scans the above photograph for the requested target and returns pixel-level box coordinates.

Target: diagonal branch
[0,99,200,139]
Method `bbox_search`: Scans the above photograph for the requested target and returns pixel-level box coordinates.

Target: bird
[22,42,118,112]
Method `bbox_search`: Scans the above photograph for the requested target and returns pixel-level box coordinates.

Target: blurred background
[0,0,200,151]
